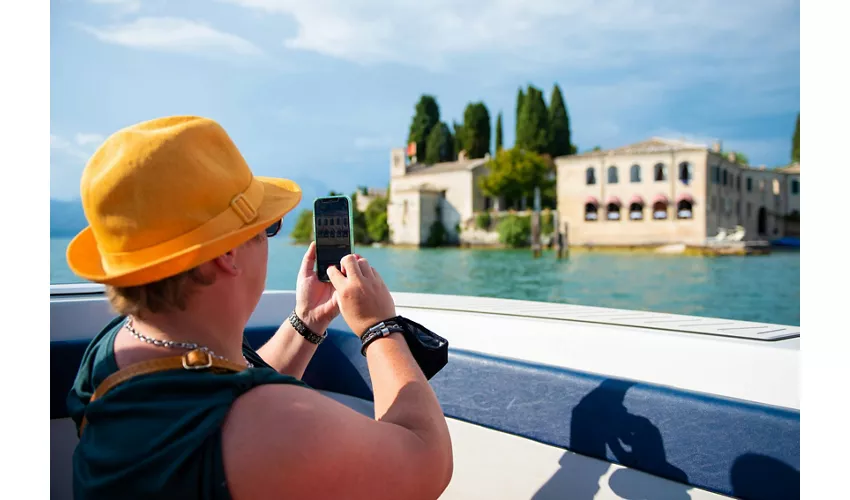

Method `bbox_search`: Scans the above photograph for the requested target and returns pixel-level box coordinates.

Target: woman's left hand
[295,242,339,332]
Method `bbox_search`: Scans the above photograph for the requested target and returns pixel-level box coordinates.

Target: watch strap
[288,310,327,345]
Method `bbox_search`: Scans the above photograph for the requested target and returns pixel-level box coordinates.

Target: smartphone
[313,195,354,282]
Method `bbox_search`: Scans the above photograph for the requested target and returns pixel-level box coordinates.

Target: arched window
[630,164,641,183]
[586,167,596,185]
[606,197,622,220]
[629,196,644,220]
[679,162,693,185]
[654,163,667,182]
[652,195,669,220]
[608,166,619,184]
[585,197,599,221]
[677,194,694,219]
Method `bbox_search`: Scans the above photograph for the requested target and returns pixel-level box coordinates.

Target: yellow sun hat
[66,116,302,287]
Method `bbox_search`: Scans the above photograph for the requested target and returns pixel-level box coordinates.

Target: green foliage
[498,214,531,248]
[547,84,573,157]
[328,190,342,196]
[723,151,749,165]
[592,146,602,151]
[461,102,491,159]
[495,112,503,152]
[452,121,464,158]
[515,87,525,140]
[365,197,389,243]
[515,85,549,154]
[540,210,554,235]
[407,95,440,161]
[426,220,448,247]
[479,148,555,209]
[425,122,454,164]
[290,209,314,243]
[792,113,800,163]
[475,212,491,230]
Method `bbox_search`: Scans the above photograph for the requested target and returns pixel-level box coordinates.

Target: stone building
[386,147,491,245]
[354,187,387,213]
[555,138,801,247]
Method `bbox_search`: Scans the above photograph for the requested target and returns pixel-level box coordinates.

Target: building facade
[555,138,801,246]
[386,148,490,245]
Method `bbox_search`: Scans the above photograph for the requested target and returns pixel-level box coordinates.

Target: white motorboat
[50,284,799,499]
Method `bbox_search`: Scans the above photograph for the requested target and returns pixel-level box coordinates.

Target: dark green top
[67,316,309,500]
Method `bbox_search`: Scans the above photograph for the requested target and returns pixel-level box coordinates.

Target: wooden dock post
[554,215,567,259]
[531,187,542,258]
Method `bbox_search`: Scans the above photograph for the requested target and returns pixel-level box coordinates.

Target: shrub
[426,220,448,247]
[497,214,531,248]
[475,212,491,230]
[290,209,314,243]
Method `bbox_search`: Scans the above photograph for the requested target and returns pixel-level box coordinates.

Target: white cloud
[220,0,798,73]
[79,17,264,57]
[51,134,97,161]
[75,133,105,146]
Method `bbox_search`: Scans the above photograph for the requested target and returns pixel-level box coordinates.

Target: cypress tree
[547,83,573,157]
[425,122,454,164]
[407,95,440,162]
[791,113,800,163]
[515,87,525,142]
[516,86,549,154]
[495,112,504,152]
[461,102,491,159]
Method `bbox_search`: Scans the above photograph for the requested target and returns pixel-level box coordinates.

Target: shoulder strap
[78,349,246,435]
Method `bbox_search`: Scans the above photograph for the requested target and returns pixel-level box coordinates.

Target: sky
[50,0,800,203]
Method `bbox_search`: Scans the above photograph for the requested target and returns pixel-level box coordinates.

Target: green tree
[592,146,602,152]
[515,85,549,154]
[364,197,389,242]
[452,121,464,158]
[349,192,370,244]
[459,102,491,159]
[515,87,525,141]
[425,122,454,164]
[479,148,554,209]
[290,209,313,244]
[547,83,573,157]
[792,113,800,163]
[328,190,342,196]
[407,95,440,162]
[495,112,503,152]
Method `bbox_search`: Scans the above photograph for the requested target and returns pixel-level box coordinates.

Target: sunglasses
[265,219,282,238]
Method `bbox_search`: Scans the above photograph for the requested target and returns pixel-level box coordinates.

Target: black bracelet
[288,310,327,345]
[360,317,405,356]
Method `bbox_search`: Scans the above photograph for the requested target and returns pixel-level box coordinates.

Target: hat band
[98,178,266,274]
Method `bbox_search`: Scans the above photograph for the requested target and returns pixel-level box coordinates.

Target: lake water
[50,237,800,326]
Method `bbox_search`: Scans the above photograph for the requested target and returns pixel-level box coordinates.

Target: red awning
[629,195,644,205]
[676,193,694,203]
[652,193,669,204]
[585,196,599,207]
[606,196,622,206]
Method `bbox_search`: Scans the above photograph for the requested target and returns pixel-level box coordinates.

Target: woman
[66,116,453,499]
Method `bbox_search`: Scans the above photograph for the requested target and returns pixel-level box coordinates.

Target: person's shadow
[731,453,800,500]
[534,379,690,499]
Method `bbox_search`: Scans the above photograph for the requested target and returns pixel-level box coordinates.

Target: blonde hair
[106,267,215,317]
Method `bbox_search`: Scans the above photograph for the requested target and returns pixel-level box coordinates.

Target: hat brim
[66,177,302,287]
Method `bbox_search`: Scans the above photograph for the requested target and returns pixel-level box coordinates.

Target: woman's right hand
[326,255,397,337]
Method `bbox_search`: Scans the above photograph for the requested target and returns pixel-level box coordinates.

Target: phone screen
[314,197,353,282]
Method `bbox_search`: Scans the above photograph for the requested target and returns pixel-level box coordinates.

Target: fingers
[356,256,373,278]
[340,254,363,280]
[299,241,317,277]
[326,265,347,289]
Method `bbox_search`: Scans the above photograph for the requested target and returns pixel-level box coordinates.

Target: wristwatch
[288,310,327,345]
[360,317,405,356]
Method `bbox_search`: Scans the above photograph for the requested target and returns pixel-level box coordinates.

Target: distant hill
[50,199,87,237]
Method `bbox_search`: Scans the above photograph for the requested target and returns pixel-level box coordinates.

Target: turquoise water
[50,238,800,326]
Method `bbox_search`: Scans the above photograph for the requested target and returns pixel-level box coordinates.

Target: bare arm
[256,242,337,378]
[223,255,453,500]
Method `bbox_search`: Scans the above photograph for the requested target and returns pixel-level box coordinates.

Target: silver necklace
[124,318,253,368]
